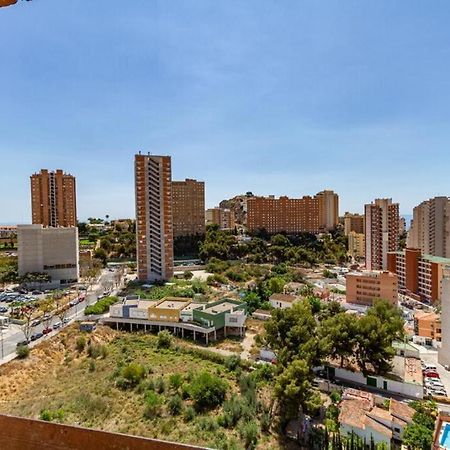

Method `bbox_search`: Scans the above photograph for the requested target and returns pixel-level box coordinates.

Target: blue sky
[1,1,450,223]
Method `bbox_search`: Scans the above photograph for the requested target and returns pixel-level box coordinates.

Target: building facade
[17,224,79,285]
[135,154,174,282]
[407,197,450,258]
[30,169,77,227]
[439,267,450,367]
[413,311,441,346]
[316,190,339,231]
[348,231,365,259]
[172,178,205,238]
[346,271,398,306]
[344,213,365,236]
[205,207,236,230]
[365,198,399,270]
[387,248,450,303]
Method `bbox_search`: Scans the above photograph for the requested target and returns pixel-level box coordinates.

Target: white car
[432,389,447,397]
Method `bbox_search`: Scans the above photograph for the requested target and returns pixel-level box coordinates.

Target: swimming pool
[440,423,450,448]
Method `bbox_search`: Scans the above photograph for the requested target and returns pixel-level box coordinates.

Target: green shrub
[239,420,259,449]
[167,394,183,415]
[190,372,228,410]
[157,330,173,349]
[197,416,219,432]
[76,336,86,352]
[85,296,118,315]
[88,360,96,372]
[181,383,190,399]
[121,363,146,387]
[144,391,162,419]
[87,343,103,359]
[169,373,183,390]
[224,355,241,372]
[39,408,64,422]
[221,395,244,428]
[184,405,196,422]
[16,344,30,359]
[183,271,194,280]
[155,377,166,394]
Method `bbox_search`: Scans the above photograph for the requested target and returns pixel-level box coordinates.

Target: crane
[0,0,32,7]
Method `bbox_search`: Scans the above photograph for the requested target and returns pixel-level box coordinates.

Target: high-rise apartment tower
[135,154,174,282]
[30,169,77,227]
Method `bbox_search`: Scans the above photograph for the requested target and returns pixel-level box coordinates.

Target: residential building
[438,266,450,367]
[17,224,79,285]
[135,153,174,282]
[399,217,407,235]
[339,388,415,449]
[344,212,365,236]
[387,248,450,303]
[0,225,17,238]
[269,293,299,309]
[205,207,235,230]
[219,193,252,225]
[433,412,450,449]
[348,231,365,259]
[246,195,320,234]
[407,196,450,258]
[30,169,77,227]
[316,190,339,231]
[365,198,400,270]
[172,178,205,237]
[413,311,441,347]
[346,271,398,306]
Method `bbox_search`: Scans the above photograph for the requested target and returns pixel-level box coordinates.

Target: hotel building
[172,178,205,237]
[30,169,77,227]
[135,154,173,282]
[365,198,399,270]
[346,271,398,306]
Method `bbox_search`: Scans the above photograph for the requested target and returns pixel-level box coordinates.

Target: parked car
[52,322,62,330]
[423,371,440,378]
[16,340,29,347]
[30,332,43,341]
[62,318,70,324]
[31,319,41,327]
[432,389,447,397]
[0,306,8,313]
[42,327,52,335]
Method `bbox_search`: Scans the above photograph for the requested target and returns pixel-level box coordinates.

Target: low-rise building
[269,293,299,309]
[339,388,415,449]
[17,224,79,286]
[346,271,398,307]
[387,248,450,303]
[149,297,192,322]
[413,310,441,347]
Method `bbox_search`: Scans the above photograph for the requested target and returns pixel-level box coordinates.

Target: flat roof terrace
[203,302,238,315]
[156,297,191,310]
[182,302,204,312]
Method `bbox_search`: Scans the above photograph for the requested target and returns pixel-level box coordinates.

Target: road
[0,268,122,362]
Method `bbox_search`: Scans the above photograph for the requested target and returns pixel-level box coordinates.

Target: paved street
[0,268,123,363]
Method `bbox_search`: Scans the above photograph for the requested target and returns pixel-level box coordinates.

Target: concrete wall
[0,413,206,450]
[340,424,391,449]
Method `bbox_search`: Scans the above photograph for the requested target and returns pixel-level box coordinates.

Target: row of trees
[261,299,404,425]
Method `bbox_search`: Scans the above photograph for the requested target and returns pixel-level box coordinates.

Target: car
[432,389,447,397]
[31,291,42,295]
[31,319,41,327]
[30,332,43,341]
[16,340,29,347]
[424,377,443,385]
[42,313,51,320]
[68,300,76,307]
[62,318,70,324]
[423,371,440,378]
[423,363,437,371]
[52,322,62,330]
[42,327,52,335]
[425,381,445,390]
[0,306,8,313]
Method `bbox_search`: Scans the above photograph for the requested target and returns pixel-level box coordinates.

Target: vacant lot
[0,325,282,450]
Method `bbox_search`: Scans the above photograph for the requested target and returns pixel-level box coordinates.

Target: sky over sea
[1,1,450,222]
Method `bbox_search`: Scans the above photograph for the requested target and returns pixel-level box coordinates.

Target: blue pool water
[440,424,450,448]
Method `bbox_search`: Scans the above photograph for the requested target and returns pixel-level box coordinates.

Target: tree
[403,422,433,450]
[267,277,285,294]
[189,372,228,410]
[264,300,322,367]
[242,292,264,314]
[320,313,358,367]
[20,304,37,342]
[157,330,172,349]
[274,359,322,420]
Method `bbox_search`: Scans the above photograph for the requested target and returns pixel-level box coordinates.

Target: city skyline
[3,2,450,221]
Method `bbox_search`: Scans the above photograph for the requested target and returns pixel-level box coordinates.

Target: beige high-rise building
[365,198,399,270]
[344,213,365,236]
[135,154,173,282]
[407,197,450,258]
[172,179,205,238]
[316,190,339,231]
[346,270,398,306]
[30,169,77,227]
[348,231,365,259]
[206,207,236,230]
[438,266,450,366]
[18,224,79,285]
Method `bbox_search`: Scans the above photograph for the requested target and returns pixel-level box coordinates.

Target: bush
[16,344,30,359]
[184,405,196,422]
[168,394,183,415]
[190,372,228,410]
[88,360,96,372]
[183,271,193,280]
[87,343,105,359]
[157,330,173,349]
[221,395,244,428]
[121,363,146,387]
[76,336,86,352]
[224,355,241,372]
[239,420,259,449]
[144,391,162,419]
[169,373,183,390]
[155,377,166,394]
[85,296,118,315]
[39,408,64,422]
[197,416,219,432]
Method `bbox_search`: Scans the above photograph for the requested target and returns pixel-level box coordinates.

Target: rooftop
[203,301,239,315]
[136,300,159,309]
[181,303,204,313]
[155,297,191,310]
[269,293,298,303]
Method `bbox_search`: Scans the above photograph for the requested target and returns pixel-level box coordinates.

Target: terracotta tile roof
[368,406,393,423]
[339,399,369,429]
[389,399,415,422]
[364,416,393,438]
